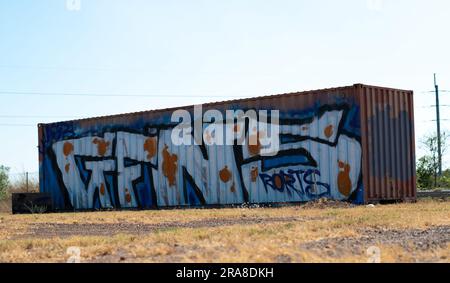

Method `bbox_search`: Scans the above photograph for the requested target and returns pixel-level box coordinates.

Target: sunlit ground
[0,199,448,263]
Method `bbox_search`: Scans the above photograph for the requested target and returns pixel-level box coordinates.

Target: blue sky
[1,0,450,177]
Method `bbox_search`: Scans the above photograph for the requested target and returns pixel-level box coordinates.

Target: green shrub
[416,156,436,189]
[0,166,9,200]
[438,169,450,188]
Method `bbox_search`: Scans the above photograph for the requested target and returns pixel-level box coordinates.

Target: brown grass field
[0,199,448,263]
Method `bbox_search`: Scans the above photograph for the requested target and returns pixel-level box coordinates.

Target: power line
[0,65,248,75]
[419,90,450,94]
[8,172,39,176]
[418,120,450,123]
[0,123,36,127]
[0,115,85,118]
[0,90,250,98]
[0,65,146,72]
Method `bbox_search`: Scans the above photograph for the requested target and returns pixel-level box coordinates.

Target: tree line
[416,132,450,190]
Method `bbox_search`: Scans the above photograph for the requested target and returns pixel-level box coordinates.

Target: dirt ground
[0,199,448,263]
[0,198,10,214]
[22,216,309,238]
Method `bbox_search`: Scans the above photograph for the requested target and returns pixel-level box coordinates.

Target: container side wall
[40,86,366,210]
[359,85,416,202]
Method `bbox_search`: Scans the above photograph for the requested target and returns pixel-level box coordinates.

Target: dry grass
[0,198,10,214]
[7,173,39,196]
[0,173,39,214]
[0,199,448,263]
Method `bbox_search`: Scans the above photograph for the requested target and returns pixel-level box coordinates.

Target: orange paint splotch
[324,125,334,138]
[230,182,236,193]
[63,142,74,157]
[162,145,178,187]
[248,142,260,156]
[248,131,266,156]
[338,161,352,197]
[274,175,283,190]
[250,166,259,183]
[92,138,110,156]
[125,188,132,203]
[143,137,157,159]
[248,133,261,156]
[100,183,106,196]
[64,163,70,173]
[219,166,232,183]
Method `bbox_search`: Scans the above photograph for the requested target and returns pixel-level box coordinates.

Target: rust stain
[64,163,70,173]
[248,140,261,156]
[250,166,259,183]
[324,125,334,138]
[338,161,352,197]
[233,124,240,132]
[63,142,74,157]
[248,131,266,156]
[100,183,105,196]
[248,133,261,156]
[125,188,132,203]
[143,137,157,159]
[219,166,232,183]
[162,145,178,187]
[274,175,283,190]
[230,182,236,193]
[92,138,110,156]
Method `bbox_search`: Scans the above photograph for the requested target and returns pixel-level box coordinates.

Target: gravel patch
[300,226,450,259]
[22,216,311,238]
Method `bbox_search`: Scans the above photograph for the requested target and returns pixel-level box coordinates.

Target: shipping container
[38,84,416,211]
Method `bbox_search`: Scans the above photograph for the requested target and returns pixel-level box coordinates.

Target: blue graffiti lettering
[259,169,330,198]
[303,169,331,199]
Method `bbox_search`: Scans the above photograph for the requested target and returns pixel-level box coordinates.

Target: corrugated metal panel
[357,85,416,203]
[38,84,416,210]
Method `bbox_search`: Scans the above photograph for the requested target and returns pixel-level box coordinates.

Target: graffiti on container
[259,169,331,199]
[47,104,362,209]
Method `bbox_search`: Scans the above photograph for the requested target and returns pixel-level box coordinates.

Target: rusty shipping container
[38,84,416,210]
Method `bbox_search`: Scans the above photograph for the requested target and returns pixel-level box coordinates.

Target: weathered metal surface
[38,84,416,210]
[357,85,416,203]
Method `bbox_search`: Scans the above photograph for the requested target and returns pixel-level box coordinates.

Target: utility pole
[434,73,443,177]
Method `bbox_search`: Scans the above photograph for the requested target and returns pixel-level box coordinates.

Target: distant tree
[416,156,436,189]
[417,132,449,189]
[0,165,9,199]
[438,169,450,188]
